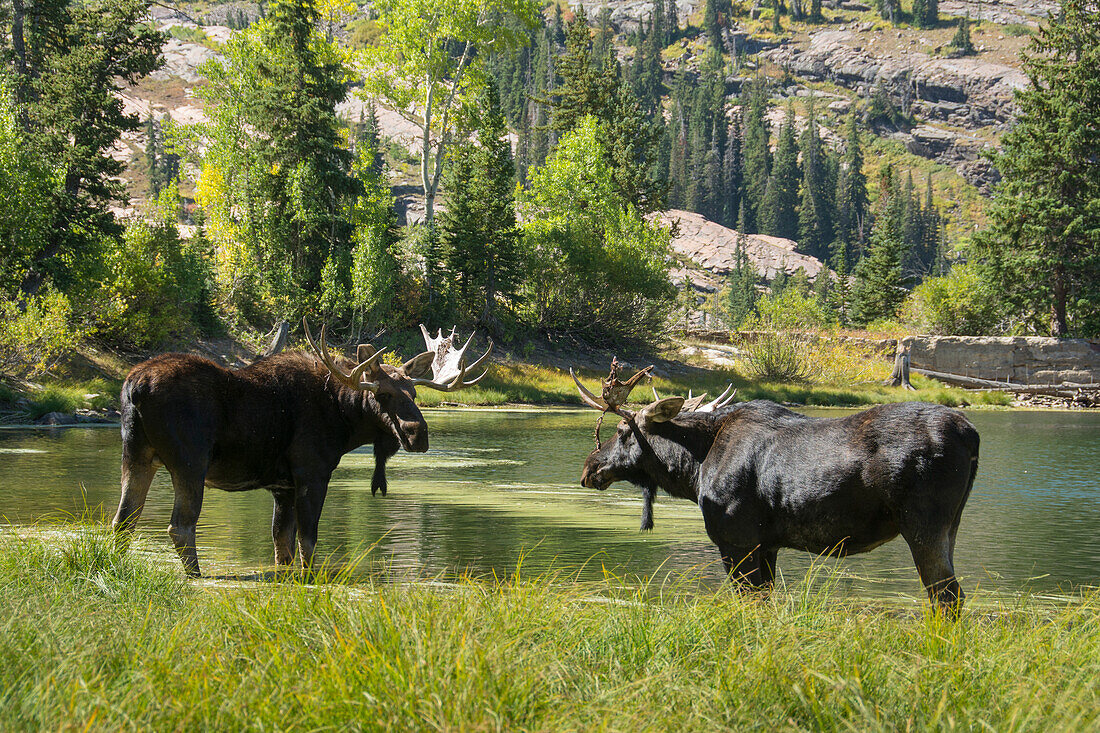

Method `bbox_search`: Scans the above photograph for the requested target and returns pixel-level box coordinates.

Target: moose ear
[640,397,685,424]
[356,344,378,364]
[401,350,435,380]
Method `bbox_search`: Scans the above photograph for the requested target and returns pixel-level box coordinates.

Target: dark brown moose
[112,322,492,577]
[572,365,979,613]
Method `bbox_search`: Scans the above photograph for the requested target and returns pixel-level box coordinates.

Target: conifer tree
[440,81,522,331]
[722,113,743,227]
[850,165,908,325]
[796,97,833,259]
[951,15,975,55]
[726,203,758,326]
[760,104,800,240]
[974,0,1100,335]
[837,113,868,251]
[740,80,771,233]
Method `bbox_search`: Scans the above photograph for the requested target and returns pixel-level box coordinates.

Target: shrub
[902,261,1006,335]
[0,290,85,378]
[97,186,216,348]
[738,331,818,382]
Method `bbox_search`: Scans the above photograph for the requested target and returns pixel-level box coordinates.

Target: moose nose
[404,423,429,453]
[580,463,603,490]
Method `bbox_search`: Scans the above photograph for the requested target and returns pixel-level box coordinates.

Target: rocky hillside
[118,0,1044,273]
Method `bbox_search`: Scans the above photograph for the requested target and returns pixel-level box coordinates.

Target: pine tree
[441,81,522,331]
[837,113,868,251]
[850,165,908,325]
[973,0,1100,335]
[810,0,823,22]
[760,104,800,240]
[722,112,743,227]
[912,0,937,28]
[796,97,833,259]
[951,15,975,54]
[726,203,758,326]
[741,80,771,233]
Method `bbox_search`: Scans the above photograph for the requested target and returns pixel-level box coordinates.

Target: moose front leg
[372,435,399,497]
[271,491,297,567]
[294,480,330,572]
[640,484,656,531]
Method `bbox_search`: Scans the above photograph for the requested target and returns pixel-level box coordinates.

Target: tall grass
[1,526,1098,730]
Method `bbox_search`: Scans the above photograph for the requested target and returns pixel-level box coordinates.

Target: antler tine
[571,368,609,411]
[652,387,661,401]
[302,318,380,392]
[699,385,737,412]
[409,333,494,392]
[620,366,654,390]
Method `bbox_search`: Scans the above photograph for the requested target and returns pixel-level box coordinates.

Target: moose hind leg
[272,492,297,567]
[906,531,964,615]
[167,474,205,578]
[113,456,157,540]
[294,483,329,571]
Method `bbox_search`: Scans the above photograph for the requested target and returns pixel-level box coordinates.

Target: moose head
[304,319,492,453]
[571,361,735,529]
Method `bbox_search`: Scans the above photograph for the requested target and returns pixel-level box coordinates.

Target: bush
[97,186,216,348]
[738,331,818,382]
[902,262,1006,335]
[0,290,85,378]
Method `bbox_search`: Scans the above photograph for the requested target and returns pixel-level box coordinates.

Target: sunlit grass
[2,525,1099,729]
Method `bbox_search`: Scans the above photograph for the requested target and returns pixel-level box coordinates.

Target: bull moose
[112,322,491,577]
[572,364,979,612]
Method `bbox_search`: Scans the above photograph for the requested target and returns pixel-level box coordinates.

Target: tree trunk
[883,344,916,390]
[1051,263,1068,336]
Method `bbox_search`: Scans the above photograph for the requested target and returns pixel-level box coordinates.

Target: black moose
[112,322,491,577]
[572,366,980,612]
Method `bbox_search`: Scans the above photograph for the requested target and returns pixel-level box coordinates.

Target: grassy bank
[414,362,1011,409]
[1,526,1097,730]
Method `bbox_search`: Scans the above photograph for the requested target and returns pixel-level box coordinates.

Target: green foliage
[193,0,359,323]
[0,79,59,294]
[97,185,215,348]
[5,0,165,297]
[911,0,937,28]
[752,287,835,331]
[973,0,1100,337]
[519,117,675,344]
[0,290,83,378]
[760,104,800,240]
[741,80,771,233]
[739,331,817,381]
[951,15,976,54]
[440,82,522,331]
[903,261,1007,335]
[851,167,909,325]
[361,0,540,224]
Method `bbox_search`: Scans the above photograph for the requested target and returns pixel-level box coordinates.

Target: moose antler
[652,384,738,413]
[409,324,493,392]
[571,358,655,446]
[303,318,388,392]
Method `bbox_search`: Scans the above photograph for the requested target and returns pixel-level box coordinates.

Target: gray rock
[37,412,78,426]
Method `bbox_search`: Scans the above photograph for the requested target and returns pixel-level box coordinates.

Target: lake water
[1,408,1098,599]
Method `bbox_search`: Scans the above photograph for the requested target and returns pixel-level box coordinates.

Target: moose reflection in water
[572,361,980,613]
[112,321,492,577]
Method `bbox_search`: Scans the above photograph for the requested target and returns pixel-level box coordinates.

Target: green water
[1,408,1098,597]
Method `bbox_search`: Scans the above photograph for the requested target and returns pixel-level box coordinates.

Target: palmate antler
[304,319,493,394]
[651,384,738,413]
[410,325,493,391]
[571,358,656,446]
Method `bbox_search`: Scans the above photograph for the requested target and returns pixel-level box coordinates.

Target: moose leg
[758,548,778,587]
[294,483,329,571]
[113,454,157,541]
[167,475,205,578]
[271,491,297,567]
[639,484,656,531]
[372,435,398,497]
[905,530,964,616]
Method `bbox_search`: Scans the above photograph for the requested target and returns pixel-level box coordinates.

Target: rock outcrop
[658,210,826,288]
[905,336,1100,385]
[762,30,1027,124]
